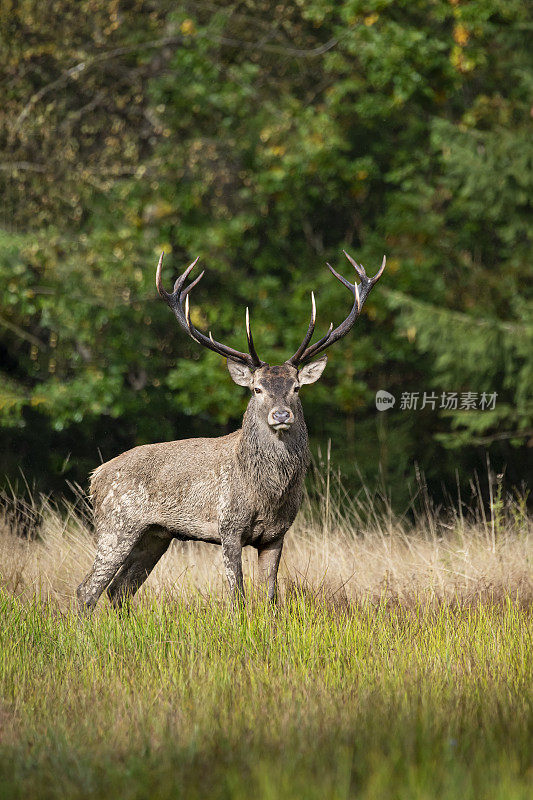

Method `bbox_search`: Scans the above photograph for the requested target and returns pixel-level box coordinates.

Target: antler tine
[156,252,199,299]
[155,251,167,298]
[181,269,205,298]
[288,251,386,366]
[156,253,266,368]
[343,251,386,287]
[172,257,200,294]
[374,254,387,283]
[307,321,334,352]
[342,249,367,282]
[287,292,317,366]
[327,262,357,294]
[245,308,262,368]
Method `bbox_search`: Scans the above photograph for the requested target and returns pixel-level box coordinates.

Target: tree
[1,0,531,503]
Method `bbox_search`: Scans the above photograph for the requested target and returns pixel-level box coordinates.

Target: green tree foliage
[0,0,531,502]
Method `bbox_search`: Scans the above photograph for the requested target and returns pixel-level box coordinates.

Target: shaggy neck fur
[237,398,309,501]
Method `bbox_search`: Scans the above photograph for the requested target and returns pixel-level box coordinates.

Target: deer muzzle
[267,407,294,431]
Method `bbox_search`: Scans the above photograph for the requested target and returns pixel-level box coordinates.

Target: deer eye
[254,387,262,394]
[293,385,300,393]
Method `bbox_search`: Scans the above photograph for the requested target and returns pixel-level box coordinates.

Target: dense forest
[0,0,531,507]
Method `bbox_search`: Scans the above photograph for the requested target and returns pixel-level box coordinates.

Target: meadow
[0,478,531,799]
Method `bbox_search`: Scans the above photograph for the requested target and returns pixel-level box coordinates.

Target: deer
[76,250,385,611]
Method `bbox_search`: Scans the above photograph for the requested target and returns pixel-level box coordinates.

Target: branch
[0,314,48,349]
[13,24,341,134]
[471,429,533,445]
[13,36,184,134]
[0,162,47,173]
[209,32,339,57]
[382,288,528,335]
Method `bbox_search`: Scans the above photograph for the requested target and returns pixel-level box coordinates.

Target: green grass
[1,588,531,799]
[1,483,531,798]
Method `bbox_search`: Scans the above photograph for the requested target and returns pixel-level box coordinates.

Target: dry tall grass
[1,471,531,607]
[1,475,531,800]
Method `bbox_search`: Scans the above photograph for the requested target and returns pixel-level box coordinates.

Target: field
[0,481,532,799]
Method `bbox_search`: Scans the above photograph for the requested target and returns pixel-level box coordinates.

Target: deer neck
[236,402,309,498]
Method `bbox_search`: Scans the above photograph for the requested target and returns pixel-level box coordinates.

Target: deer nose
[268,407,295,429]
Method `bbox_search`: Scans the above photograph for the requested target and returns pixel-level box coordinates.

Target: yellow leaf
[453,24,469,46]
[180,19,196,36]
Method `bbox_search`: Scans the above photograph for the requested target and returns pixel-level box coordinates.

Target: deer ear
[298,356,328,385]
[227,359,254,387]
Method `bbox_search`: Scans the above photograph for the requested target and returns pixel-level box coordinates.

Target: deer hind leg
[106,529,171,609]
[76,525,144,613]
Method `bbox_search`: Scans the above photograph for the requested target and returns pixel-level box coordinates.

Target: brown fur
[77,359,327,609]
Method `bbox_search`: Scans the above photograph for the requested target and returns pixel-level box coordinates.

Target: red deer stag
[77,251,385,609]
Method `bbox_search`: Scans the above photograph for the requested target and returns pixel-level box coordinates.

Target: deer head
[156,251,385,433]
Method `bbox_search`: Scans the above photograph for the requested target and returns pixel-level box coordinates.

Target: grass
[0,478,531,799]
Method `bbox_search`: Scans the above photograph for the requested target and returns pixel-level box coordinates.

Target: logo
[375,390,396,411]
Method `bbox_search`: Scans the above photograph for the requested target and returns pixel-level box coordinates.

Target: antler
[156,253,266,368]
[287,251,386,366]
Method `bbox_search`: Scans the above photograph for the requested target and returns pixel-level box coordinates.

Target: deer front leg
[257,537,284,603]
[220,536,245,605]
